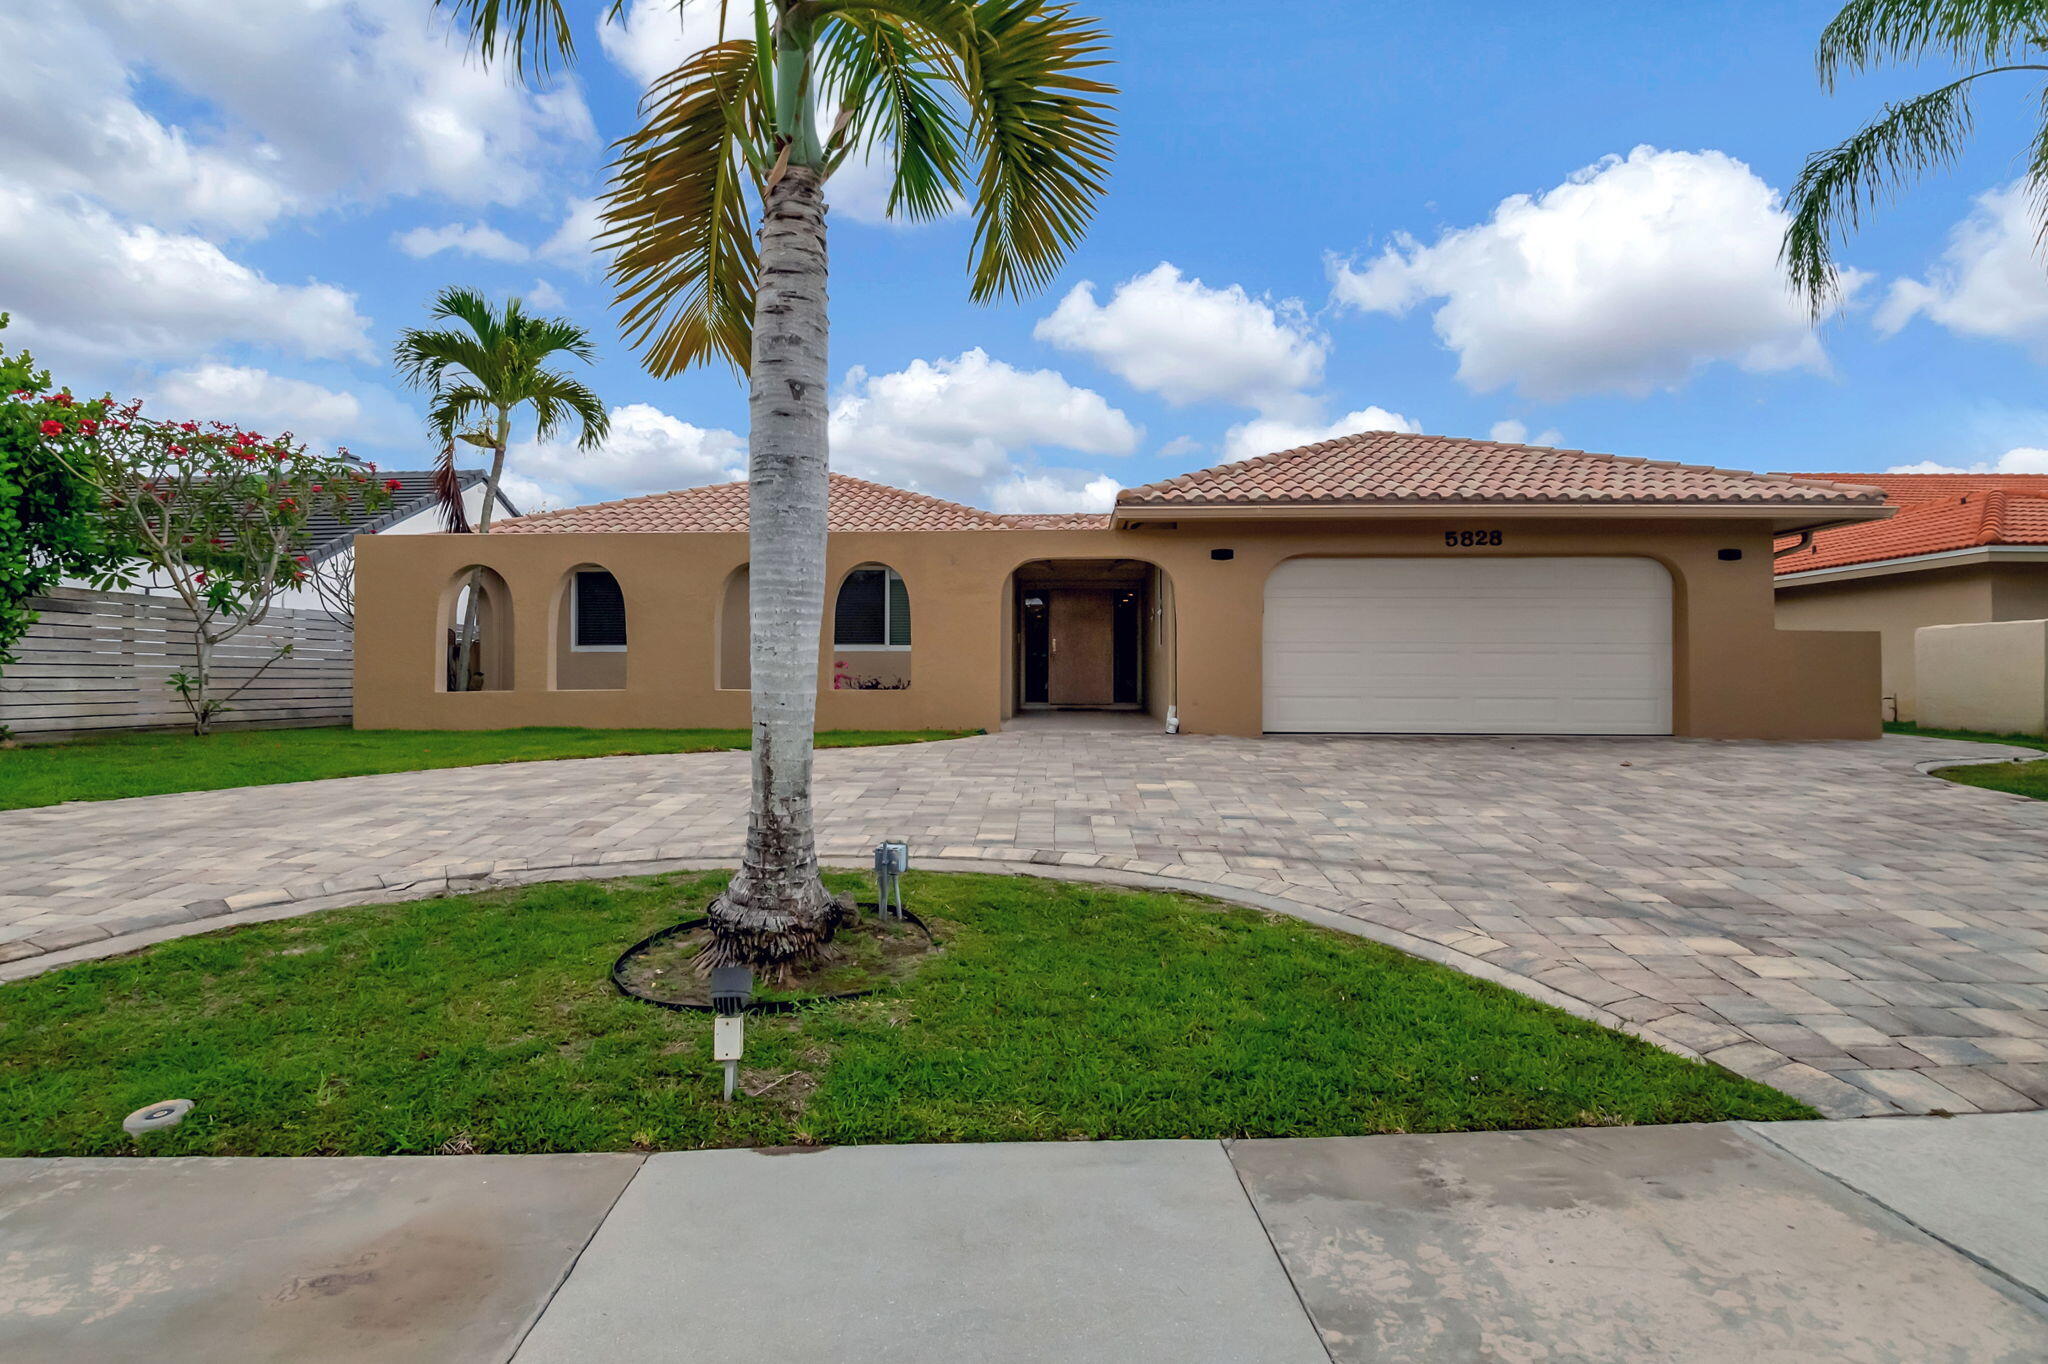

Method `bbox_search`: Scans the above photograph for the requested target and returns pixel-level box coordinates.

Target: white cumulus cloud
[0,187,371,366]
[1222,406,1420,463]
[830,348,1138,505]
[1877,182,2048,350]
[1488,419,1562,446]
[507,402,748,508]
[1887,449,2048,475]
[988,472,1122,514]
[394,222,532,262]
[152,364,364,445]
[1331,146,1857,400]
[1036,263,1327,408]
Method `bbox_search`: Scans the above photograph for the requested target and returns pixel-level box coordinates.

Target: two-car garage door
[1262,557,1672,735]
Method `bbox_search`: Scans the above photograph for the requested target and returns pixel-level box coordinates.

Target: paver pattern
[5,728,2047,1118]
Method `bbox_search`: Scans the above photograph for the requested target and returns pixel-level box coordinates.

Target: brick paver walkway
[5,729,2047,1119]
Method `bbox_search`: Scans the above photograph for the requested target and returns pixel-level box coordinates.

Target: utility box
[1916,619,2048,736]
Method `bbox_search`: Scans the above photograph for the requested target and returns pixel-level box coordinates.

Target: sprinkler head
[123,1099,195,1135]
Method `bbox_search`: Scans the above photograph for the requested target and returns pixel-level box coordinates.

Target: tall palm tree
[1782,1,2048,312]
[436,0,1115,970]
[393,286,609,689]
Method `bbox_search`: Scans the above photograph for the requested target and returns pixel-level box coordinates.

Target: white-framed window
[833,566,910,650]
[571,569,628,651]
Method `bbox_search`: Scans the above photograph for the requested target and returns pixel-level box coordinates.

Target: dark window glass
[835,568,887,645]
[574,570,627,648]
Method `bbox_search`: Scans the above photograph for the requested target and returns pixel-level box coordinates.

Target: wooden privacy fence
[0,588,353,740]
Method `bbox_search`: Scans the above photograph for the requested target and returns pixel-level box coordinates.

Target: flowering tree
[0,316,127,674]
[51,410,392,734]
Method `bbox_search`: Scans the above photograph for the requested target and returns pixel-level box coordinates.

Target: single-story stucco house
[1773,473,2048,722]
[352,432,1894,739]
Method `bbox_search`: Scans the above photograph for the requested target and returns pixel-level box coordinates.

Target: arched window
[553,565,628,691]
[832,564,910,689]
[439,566,513,692]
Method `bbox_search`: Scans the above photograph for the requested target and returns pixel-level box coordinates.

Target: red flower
[383,477,403,491]
[168,444,188,456]
[294,554,310,565]
[310,484,323,493]
[195,571,207,586]
[237,452,258,463]
[279,497,298,509]
[179,421,198,433]
[79,418,98,435]
[39,419,63,436]
[232,431,257,448]
[50,393,73,408]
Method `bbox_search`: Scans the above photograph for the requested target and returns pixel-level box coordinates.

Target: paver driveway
[5,727,2047,1118]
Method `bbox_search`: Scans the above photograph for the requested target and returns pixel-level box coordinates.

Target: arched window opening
[553,566,628,691]
[832,564,911,690]
[439,566,513,693]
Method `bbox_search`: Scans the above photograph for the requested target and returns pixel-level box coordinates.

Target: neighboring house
[1773,474,2048,722]
[353,433,1892,739]
[70,467,520,616]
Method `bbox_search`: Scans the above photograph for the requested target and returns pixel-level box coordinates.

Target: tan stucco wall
[1772,563,2048,721]
[356,517,1879,739]
[1916,618,2048,735]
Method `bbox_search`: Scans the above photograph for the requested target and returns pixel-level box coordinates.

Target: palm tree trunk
[455,431,509,690]
[703,164,841,970]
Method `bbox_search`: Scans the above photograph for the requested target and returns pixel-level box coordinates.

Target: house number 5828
[1444,530,1504,547]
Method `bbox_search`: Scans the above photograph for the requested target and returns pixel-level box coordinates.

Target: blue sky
[12,0,2048,514]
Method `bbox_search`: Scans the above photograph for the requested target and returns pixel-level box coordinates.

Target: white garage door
[1262,557,1672,735]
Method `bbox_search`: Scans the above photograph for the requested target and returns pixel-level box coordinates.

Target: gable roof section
[495,472,1020,534]
[302,469,505,564]
[1115,432,1887,516]
[1773,473,2048,576]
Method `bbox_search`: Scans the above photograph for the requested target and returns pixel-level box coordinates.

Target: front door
[1048,589,1115,705]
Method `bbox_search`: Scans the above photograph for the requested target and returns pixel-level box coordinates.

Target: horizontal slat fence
[0,588,353,740]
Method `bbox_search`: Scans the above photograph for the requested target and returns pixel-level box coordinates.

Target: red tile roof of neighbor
[496,473,1022,533]
[1116,432,1888,508]
[1774,474,2048,574]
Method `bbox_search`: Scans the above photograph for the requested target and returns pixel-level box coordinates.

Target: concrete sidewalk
[5,1116,2045,1363]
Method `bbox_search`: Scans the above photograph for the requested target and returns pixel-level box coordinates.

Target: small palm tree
[1783,1,2048,312]
[437,0,1115,970]
[393,286,608,689]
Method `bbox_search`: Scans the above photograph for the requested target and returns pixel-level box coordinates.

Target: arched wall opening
[830,562,912,690]
[551,564,629,691]
[1008,558,1174,715]
[717,564,750,690]
[438,565,514,693]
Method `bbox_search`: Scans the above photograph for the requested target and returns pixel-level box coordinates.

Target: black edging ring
[610,904,935,1014]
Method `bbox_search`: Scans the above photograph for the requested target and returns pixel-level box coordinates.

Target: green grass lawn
[0,726,970,811]
[0,871,1811,1158]
[1886,720,2048,800]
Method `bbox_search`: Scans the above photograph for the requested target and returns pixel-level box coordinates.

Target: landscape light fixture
[873,840,910,920]
[709,965,753,1101]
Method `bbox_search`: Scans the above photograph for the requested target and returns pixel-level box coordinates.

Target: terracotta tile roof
[1116,432,1887,509]
[1774,474,2048,574]
[496,472,1018,534]
[998,511,1114,529]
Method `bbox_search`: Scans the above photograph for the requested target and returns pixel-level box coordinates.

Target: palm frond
[602,38,766,376]
[1782,75,1985,312]
[432,0,576,82]
[424,383,496,447]
[1816,0,2048,88]
[819,10,968,220]
[524,367,612,448]
[432,442,473,533]
[948,0,1118,301]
